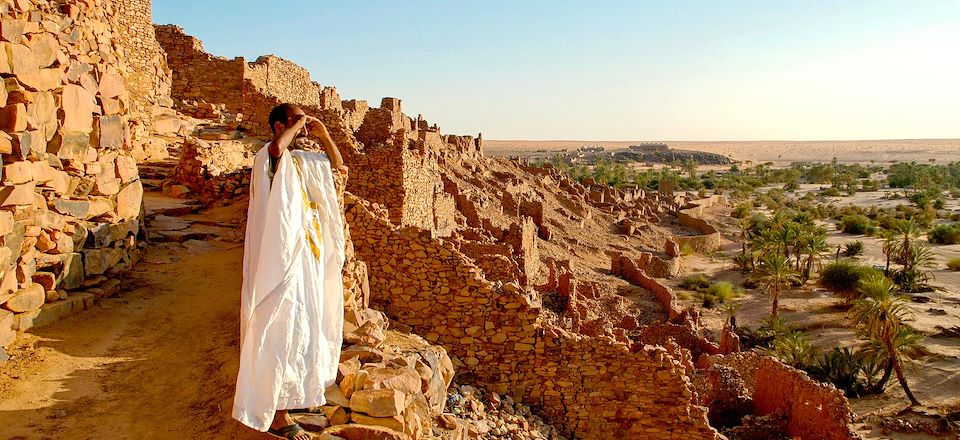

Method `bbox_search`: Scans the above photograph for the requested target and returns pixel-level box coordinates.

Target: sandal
[267,423,306,439]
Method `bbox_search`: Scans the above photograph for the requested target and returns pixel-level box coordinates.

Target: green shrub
[805,347,873,398]
[731,202,753,218]
[820,261,879,298]
[821,187,841,197]
[928,223,960,245]
[948,258,960,271]
[768,331,817,368]
[679,275,711,291]
[839,214,877,235]
[699,281,741,308]
[842,240,865,257]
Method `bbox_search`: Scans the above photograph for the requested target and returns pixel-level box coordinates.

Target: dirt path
[0,194,266,439]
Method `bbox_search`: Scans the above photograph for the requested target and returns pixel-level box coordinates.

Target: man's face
[281,107,309,139]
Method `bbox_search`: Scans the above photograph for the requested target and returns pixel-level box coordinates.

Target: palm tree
[799,227,831,283]
[852,273,927,406]
[892,219,921,267]
[894,243,937,292]
[759,254,800,318]
[878,229,897,275]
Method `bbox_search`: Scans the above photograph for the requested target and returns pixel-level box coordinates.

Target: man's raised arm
[306,116,347,174]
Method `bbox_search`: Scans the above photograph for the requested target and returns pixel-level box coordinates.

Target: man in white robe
[233,104,348,439]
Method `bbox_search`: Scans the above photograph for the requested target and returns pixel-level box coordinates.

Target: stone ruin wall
[345,195,719,439]
[700,352,856,440]
[243,55,322,108]
[153,24,246,112]
[674,195,724,254]
[109,0,171,118]
[0,0,147,346]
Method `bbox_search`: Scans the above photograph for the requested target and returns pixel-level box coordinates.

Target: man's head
[268,103,308,138]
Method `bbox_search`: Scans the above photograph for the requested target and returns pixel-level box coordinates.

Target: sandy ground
[485,139,960,165]
[0,194,266,440]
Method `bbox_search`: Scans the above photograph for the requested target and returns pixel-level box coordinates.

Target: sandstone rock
[19,68,60,91]
[362,367,421,396]
[2,42,36,77]
[32,271,55,291]
[325,384,351,408]
[0,103,27,132]
[61,84,96,133]
[11,292,91,331]
[58,253,83,290]
[116,180,143,220]
[25,33,58,68]
[340,345,384,363]
[349,389,406,418]
[349,413,406,435]
[115,156,137,183]
[0,182,36,206]
[2,283,44,312]
[0,19,25,44]
[98,73,124,99]
[49,131,91,162]
[321,424,408,440]
[94,115,123,149]
[320,405,349,426]
[292,413,329,432]
[2,161,32,184]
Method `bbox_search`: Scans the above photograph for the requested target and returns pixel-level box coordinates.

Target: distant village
[529,142,733,166]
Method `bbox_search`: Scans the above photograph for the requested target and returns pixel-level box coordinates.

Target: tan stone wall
[110,0,172,117]
[244,55,321,107]
[154,25,246,112]
[753,357,855,440]
[674,196,725,254]
[345,195,719,439]
[0,0,148,345]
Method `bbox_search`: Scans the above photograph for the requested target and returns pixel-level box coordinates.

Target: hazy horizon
[155,1,960,140]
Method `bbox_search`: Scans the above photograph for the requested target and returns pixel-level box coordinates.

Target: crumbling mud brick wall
[697,352,856,440]
[674,196,724,254]
[346,195,719,439]
[611,254,682,319]
[154,25,246,112]
[110,0,172,117]
[0,0,150,346]
[753,357,855,440]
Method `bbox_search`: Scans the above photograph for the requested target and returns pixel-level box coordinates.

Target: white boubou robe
[233,145,346,432]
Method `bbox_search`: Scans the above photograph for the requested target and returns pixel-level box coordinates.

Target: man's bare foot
[268,410,311,440]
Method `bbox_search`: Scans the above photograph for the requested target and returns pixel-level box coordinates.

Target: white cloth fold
[233,145,345,432]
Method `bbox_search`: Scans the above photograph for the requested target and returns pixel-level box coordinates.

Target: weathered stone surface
[95,115,124,149]
[349,389,405,418]
[0,103,27,132]
[116,180,143,220]
[2,161,32,184]
[61,84,96,133]
[0,182,36,206]
[53,199,89,218]
[2,283,44,313]
[59,253,84,291]
[321,424,408,440]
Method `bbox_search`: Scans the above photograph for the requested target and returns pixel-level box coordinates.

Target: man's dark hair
[268,103,298,134]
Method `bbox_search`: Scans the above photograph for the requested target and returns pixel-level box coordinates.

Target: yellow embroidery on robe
[291,156,324,261]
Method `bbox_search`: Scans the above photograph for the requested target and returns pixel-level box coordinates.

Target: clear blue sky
[154,1,960,141]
